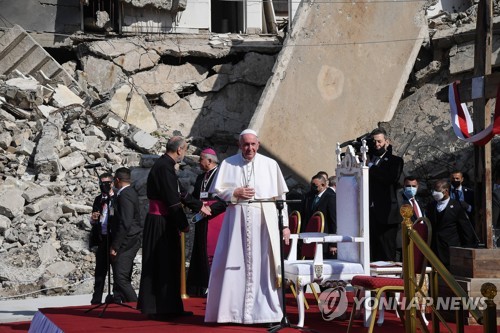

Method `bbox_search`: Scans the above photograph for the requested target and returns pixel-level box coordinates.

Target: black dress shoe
[90,299,102,305]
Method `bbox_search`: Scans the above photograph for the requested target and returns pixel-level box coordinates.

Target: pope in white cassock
[204,129,291,324]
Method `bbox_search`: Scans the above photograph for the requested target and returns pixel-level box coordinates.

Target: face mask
[404,186,417,198]
[451,180,461,189]
[100,181,112,195]
[432,190,444,201]
[372,146,386,157]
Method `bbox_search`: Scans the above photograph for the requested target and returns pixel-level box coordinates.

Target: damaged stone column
[34,114,64,178]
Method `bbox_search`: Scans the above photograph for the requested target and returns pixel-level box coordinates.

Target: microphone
[84,162,102,169]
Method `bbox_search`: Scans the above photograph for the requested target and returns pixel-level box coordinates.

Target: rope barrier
[0,277,94,301]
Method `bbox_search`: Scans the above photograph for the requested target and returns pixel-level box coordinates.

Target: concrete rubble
[0,25,280,299]
[0,0,499,301]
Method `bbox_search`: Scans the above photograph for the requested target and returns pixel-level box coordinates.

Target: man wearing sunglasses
[89,172,115,305]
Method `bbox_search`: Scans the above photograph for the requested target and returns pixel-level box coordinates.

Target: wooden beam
[472,0,493,248]
[456,72,500,102]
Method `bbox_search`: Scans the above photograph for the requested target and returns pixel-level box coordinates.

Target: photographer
[89,172,114,305]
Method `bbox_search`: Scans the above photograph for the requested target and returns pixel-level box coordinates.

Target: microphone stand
[232,198,316,332]
[85,166,135,317]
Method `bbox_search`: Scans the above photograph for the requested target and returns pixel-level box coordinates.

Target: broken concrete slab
[61,203,92,215]
[37,243,58,264]
[1,77,45,110]
[0,214,11,234]
[197,74,230,93]
[431,16,500,50]
[86,40,139,59]
[448,36,500,75]
[229,52,275,86]
[24,195,65,215]
[0,131,12,149]
[33,114,64,177]
[130,130,158,151]
[80,55,125,96]
[250,1,427,181]
[0,188,25,218]
[36,105,57,119]
[109,84,158,133]
[59,151,85,171]
[160,91,180,106]
[51,84,84,108]
[83,136,102,154]
[45,261,76,276]
[131,63,208,95]
[22,185,51,203]
[0,25,84,97]
[113,49,160,73]
[88,104,159,153]
[15,139,35,156]
[154,82,262,138]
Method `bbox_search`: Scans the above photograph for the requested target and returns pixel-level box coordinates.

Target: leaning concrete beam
[0,25,85,98]
[251,0,427,182]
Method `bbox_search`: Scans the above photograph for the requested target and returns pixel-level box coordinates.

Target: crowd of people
[87,126,498,326]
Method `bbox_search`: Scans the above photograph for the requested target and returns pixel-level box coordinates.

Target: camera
[340,132,374,155]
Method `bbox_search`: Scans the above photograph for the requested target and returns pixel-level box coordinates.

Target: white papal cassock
[204,152,289,324]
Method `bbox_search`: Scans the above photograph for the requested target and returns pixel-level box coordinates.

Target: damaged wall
[0,0,81,41]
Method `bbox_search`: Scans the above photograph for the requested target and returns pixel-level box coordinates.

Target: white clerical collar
[436,197,450,212]
[241,153,257,164]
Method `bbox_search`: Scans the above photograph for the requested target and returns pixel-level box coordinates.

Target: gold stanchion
[481,282,497,333]
[180,232,189,299]
[400,204,416,333]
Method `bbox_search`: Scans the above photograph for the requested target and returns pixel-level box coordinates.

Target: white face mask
[432,190,444,201]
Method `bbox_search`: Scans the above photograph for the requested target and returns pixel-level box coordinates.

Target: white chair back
[335,143,370,275]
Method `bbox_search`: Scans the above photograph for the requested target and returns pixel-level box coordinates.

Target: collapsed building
[0,0,499,299]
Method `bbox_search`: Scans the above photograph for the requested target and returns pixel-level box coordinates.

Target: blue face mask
[404,186,417,198]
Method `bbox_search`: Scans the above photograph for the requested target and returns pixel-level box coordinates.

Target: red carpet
[0,294,495,333]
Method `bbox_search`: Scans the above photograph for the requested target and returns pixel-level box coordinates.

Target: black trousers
[112,235,141,302]
[91,235,111,303]
[369,223,399,262]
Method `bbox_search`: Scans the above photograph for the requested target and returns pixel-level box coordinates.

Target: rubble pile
[1,0,500,300]
[0,70,225,298]
[0,73,165,298]
[0,26,279,299]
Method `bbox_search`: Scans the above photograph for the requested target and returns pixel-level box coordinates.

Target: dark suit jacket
[301,190,337,234]
[325,187,336,196]
[396,191,424,249]
[89,193,113,248]
[426,199,478,268]
[396,192,424,223]
[451,185,474,222]
[111,186,142,251]
[368,146,404,225]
